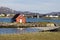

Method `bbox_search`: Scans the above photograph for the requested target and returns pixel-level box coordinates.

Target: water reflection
[0,28,42,34]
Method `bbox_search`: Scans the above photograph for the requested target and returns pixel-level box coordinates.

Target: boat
[31,26,60,31]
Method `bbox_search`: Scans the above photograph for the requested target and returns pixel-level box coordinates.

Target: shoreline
[0,22,58,28]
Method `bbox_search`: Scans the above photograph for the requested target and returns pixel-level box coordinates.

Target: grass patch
[0,32,60,40]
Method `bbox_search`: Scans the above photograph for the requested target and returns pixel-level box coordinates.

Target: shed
[16,15,26,23]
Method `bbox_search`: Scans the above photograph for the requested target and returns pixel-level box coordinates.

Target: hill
[46,12,60,16]
[0,7,20,14]
[0,7,60,16]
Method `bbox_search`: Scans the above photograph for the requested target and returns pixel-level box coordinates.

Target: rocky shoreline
[0,22,58,28]
[0,23,34,28]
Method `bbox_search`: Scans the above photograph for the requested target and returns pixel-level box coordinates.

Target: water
[0,28,42,34]
[26,18,60,23]
[0,27,60,34]
[0,18,12,22]
[0,18,60,23]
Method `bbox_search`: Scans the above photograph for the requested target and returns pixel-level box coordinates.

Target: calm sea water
[26,18,60,23]
[0,18,60,23]
[0,18,12,22]
[0,28,42,34]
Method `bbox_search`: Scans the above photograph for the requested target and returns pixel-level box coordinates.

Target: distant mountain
[0,7,41,15]
[1,7,60,16]
[0,7,20,14]
[46,12,60,16]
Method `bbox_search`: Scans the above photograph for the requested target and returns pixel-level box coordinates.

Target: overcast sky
[0,0,60,13]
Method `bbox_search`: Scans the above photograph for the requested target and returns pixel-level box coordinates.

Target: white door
[20,19,22,23]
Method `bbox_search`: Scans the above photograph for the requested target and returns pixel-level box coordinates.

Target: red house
[16,15,26,23]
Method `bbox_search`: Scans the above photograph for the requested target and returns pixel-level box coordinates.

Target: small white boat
[17,26,60,31]
[31,26,60,31]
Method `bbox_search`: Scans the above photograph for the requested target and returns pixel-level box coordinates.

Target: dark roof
[12,14,20,22]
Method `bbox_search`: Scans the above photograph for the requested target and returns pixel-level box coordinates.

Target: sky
[0,0,60,14]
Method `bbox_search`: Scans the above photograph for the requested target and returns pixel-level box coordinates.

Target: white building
[46,15,59,18]
[6,14,10,17]
[0,14,5,17]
